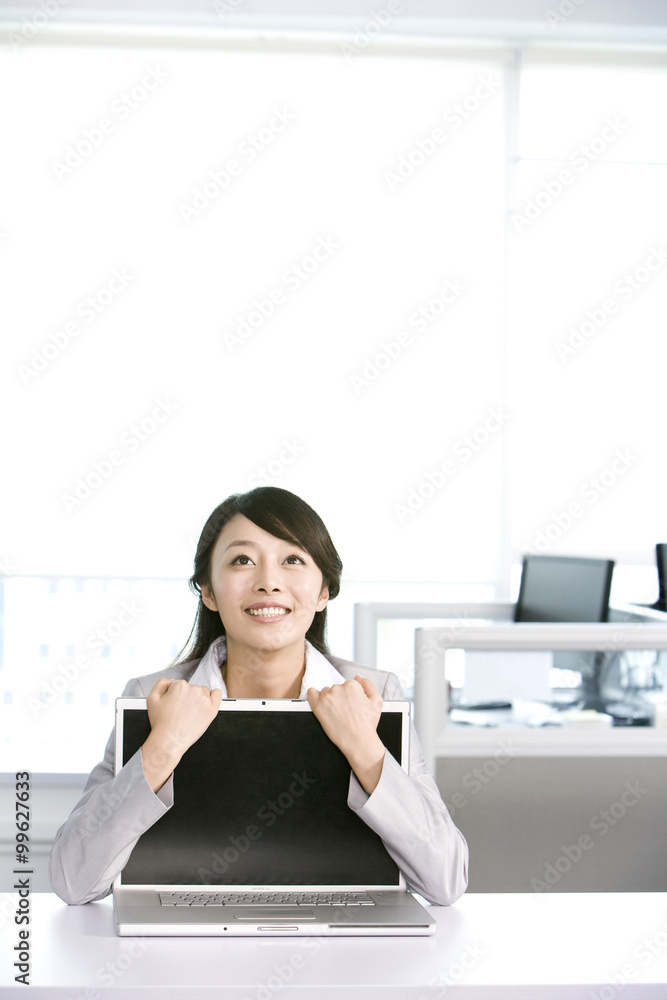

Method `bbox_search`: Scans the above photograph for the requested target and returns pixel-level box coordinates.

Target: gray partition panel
[435,756,667,893]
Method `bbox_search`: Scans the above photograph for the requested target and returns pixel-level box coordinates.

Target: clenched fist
[308,675,386,794]
[142,678,222,792]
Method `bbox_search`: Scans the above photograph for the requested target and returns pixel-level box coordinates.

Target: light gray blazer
[49,654,468,906]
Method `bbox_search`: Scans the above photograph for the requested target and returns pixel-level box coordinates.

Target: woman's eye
[230,552,305,566]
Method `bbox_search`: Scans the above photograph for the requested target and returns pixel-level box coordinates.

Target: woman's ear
[201,582,218,612]
[316,585,329,613]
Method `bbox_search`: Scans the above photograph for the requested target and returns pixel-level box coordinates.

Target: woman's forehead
[213,513,302,556]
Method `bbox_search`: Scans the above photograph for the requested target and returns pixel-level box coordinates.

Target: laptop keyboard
[159,891,376,907]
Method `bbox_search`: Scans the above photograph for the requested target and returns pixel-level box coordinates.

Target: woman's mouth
[245,606,291,619]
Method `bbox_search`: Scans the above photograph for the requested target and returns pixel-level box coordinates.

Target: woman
[50,487,468,906]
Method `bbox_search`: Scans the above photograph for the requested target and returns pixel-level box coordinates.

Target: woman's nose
[254,564,282,593]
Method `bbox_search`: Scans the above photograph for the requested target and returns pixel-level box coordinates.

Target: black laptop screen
[121,708,404,887]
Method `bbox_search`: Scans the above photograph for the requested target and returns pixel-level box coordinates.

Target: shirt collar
[188,635,344,699]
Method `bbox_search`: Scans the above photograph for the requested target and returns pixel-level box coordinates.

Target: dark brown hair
[173,487,342,664]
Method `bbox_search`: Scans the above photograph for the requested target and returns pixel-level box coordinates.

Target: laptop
[112,697,436,936]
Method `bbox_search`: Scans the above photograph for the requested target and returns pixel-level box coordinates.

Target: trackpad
[233,908,317,921]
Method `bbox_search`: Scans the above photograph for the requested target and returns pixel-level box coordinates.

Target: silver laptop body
[112,697,435,936]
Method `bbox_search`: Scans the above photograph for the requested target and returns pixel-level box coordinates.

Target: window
[508,52,667,563]
[1,37,663,771]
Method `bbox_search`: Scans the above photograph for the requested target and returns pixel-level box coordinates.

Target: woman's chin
[228,626,302,657]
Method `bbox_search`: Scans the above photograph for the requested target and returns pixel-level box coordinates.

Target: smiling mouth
[245,607,291,618]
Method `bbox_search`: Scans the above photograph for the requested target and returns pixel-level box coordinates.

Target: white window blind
[507,52,667,563]
[1,41,664,772]
[0,39,508,771]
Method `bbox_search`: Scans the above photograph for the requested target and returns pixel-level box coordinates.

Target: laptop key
[159,891,376,908]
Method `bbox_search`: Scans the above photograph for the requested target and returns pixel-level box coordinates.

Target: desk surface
[1,891,667,998]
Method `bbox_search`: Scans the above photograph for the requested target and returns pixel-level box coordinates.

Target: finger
[149,677,175,699]
[210,688,223,709]
[354,674,381,701]
[307,687,320,710]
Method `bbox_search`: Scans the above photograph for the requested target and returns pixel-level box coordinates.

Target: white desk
[2,891,667,997]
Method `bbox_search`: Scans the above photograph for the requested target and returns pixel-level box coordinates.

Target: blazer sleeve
[346,671,469,906]
[49,678,174,905]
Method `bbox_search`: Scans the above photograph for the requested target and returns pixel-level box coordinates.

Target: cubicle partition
[354,602,667,892]
[353,600,667,673]
[419,621,667,893]
[353,601,516,669]
[413,622,667,765]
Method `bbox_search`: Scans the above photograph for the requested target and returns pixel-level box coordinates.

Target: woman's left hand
[307,675,386,794]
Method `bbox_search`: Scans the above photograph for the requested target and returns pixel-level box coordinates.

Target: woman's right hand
[141,678,222,792]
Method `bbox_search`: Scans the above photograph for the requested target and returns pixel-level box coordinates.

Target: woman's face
[200,513,329,655]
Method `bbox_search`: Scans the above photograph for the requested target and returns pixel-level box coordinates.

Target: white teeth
[247,607,289,617]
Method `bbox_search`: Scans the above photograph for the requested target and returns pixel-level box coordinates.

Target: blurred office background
[1,0,667,775]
